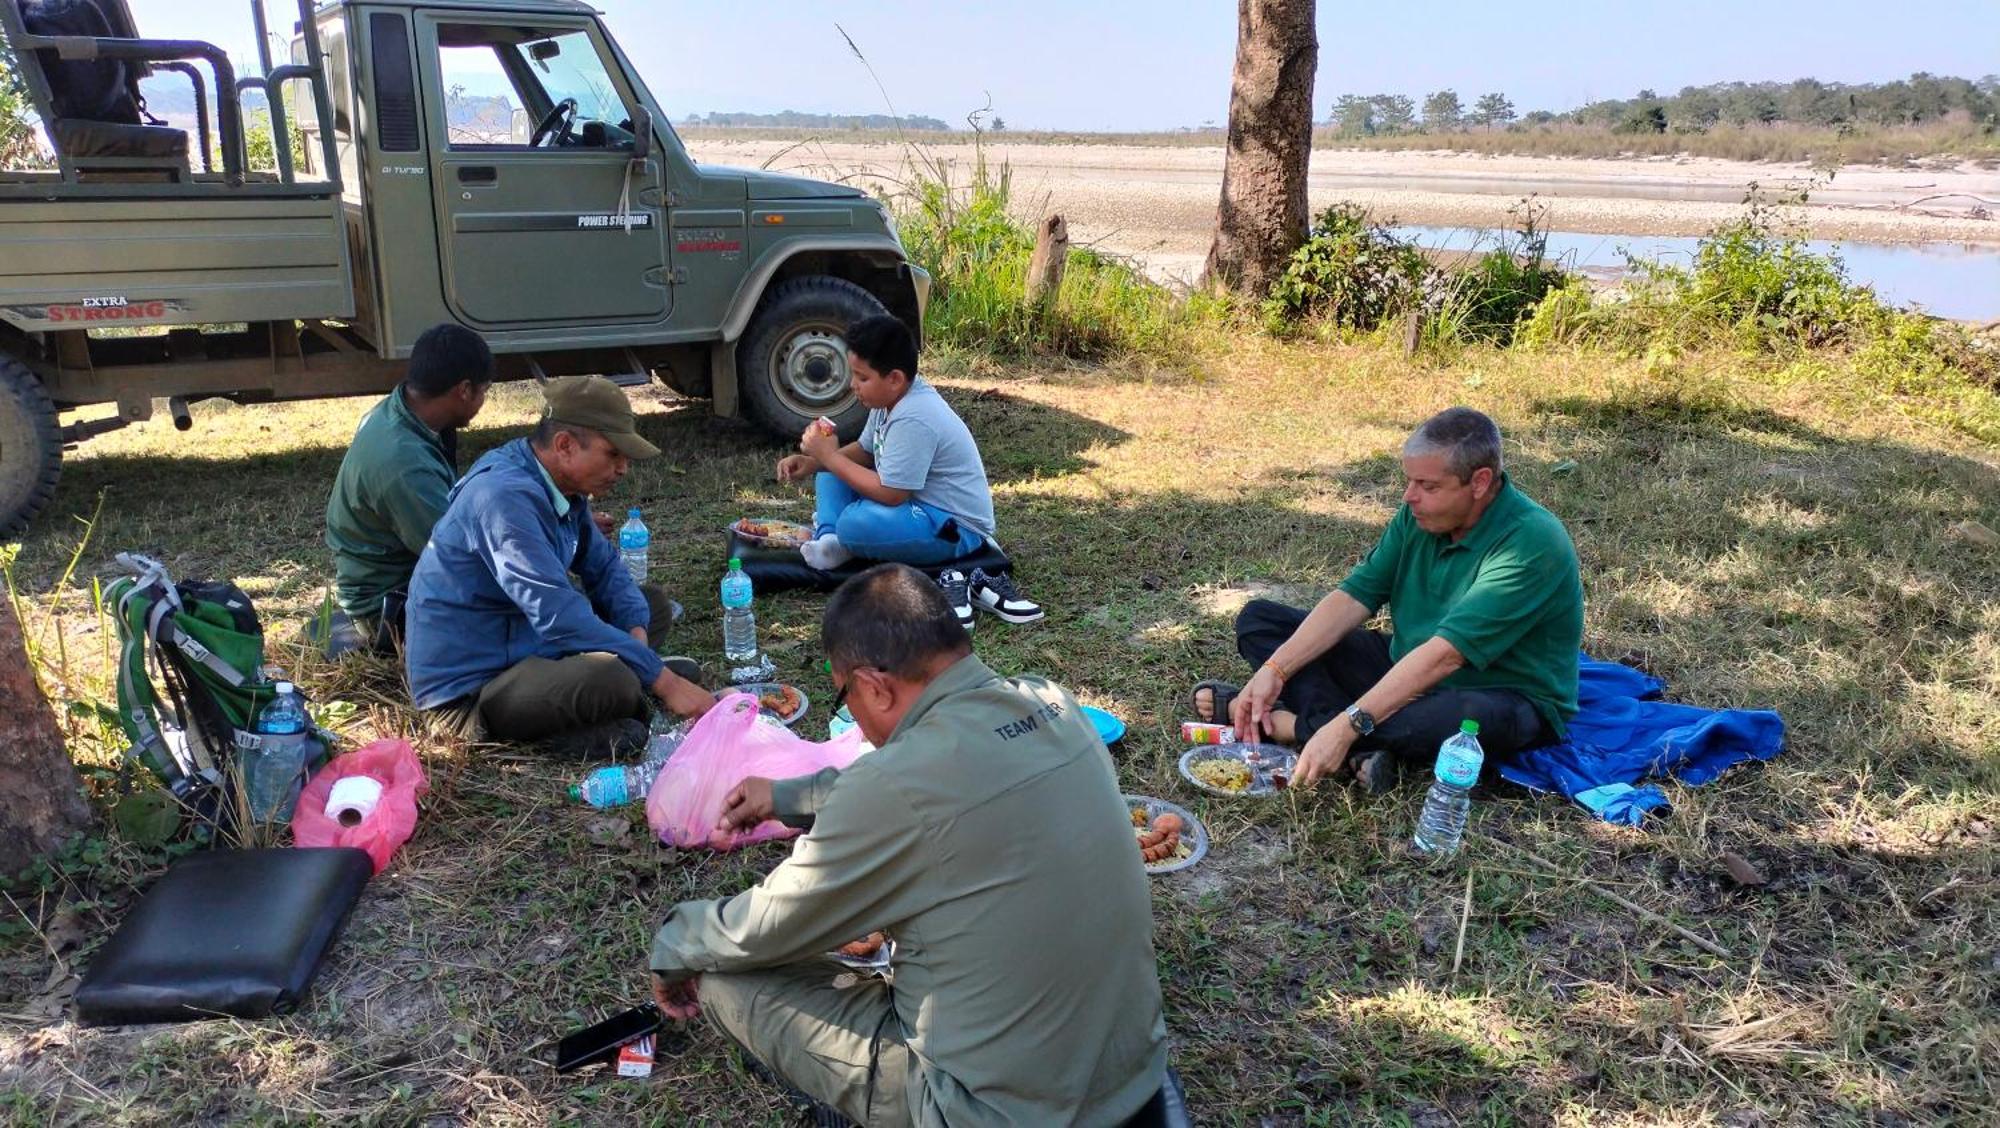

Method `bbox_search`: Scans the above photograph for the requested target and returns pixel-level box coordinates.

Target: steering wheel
[531,97,579,147]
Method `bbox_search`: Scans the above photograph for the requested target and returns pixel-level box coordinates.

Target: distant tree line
[679,110,951,131]
[1327,74,2000,137]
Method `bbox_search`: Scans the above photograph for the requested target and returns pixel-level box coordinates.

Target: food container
[730,517,814,549]
[1122,794,1208,875]
[714,683,809,726]
[1178,743,1297,798]
[1081,705,1127,747]
[1181,721,1238,745]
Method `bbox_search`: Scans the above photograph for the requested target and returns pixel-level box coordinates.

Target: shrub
[1261,204,1431,333]
[1426,200,1574,346]
[894,152,1219,361]
[1514,278,1603,351]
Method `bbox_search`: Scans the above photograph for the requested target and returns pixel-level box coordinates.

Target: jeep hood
[720,167,867,201]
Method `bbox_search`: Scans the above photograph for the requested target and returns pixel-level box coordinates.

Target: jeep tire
[0,357,59,541]
[737,276,888,442]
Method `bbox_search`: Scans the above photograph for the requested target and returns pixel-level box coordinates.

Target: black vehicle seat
[20,0,190,169]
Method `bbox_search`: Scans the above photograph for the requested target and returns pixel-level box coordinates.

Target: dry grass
[0,333,1995,1125]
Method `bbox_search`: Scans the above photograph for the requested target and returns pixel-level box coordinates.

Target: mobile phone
[553,1003,664,1073]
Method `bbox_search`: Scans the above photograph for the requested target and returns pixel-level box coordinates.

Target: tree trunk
[0,600,92,873]
[1202,0,1319,296]
[1025,214,1070,306]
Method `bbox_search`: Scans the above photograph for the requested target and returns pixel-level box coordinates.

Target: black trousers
[1234,599,1552,768]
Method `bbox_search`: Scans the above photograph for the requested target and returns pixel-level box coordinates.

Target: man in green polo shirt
[325,324,494,649]
[1194,407,1583,790]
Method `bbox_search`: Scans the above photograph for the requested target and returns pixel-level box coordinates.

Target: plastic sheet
[647,691,867,850]
[292,739,428,873]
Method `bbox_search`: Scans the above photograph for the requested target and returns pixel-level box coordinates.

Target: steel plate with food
[827,932,894,975]
[731,517,815,549]
[1122,794,1208,875]
[716,683,809,725]
[1178,743,1297,797]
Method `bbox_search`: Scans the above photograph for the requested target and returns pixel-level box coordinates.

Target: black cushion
[75,847,372,1025]
[48,118,189,160]
[24,0,147,122]
[726,532,1013,594]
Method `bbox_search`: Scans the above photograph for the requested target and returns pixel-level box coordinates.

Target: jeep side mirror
[631,107,653,161]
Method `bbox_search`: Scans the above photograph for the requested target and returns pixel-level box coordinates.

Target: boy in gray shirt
[776,316,1042,628]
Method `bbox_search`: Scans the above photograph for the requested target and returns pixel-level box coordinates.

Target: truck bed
[0,192,354,332]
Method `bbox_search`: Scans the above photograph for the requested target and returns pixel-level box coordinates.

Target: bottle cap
[628,507,641,518]
[1460,719,1480,735]
[567,784,582,801]
[276,682,294,695]
[728,556,742,569]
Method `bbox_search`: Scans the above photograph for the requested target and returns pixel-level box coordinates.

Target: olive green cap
[541,375,661,460]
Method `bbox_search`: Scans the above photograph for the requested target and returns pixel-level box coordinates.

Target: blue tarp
[1498,656,1787,827]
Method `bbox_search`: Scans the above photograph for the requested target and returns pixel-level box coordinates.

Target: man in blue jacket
[405,377,712,755]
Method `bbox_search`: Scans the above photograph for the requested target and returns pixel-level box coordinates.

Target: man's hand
[651,972,700,1021]
[593,510,618,538]
[629,626,649,645]
[653,670,714,719]
[776,453,818,484]
[1232,664,1286,739]
[717,776,777,832]
[1293,720,1358,788]
[799,422,840,465]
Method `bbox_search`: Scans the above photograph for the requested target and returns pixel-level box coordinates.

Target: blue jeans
[813,473,982,566]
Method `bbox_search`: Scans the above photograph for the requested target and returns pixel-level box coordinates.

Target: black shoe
[969,568,1044,624]
[660,654,704,686]
[937,569,975,632]
[539,717,647,760]
[1353,749,1400,795]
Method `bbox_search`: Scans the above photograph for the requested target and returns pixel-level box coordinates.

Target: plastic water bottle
[1413,720,1484,857]
[618,508,650,584]
[720,557,760,670]
[569,764,653,808]
[244,682,310,821]
[259,682,308,735]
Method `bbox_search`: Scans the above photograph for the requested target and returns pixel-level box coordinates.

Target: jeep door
[416,13,670,327]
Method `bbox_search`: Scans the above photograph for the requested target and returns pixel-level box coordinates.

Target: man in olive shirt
[325,323,493,645]
[649,564,1166,1127]
[1197,407,1583,790]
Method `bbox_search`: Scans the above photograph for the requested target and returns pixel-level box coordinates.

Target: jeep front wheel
[736,276,887,441]
[0,357,60,541]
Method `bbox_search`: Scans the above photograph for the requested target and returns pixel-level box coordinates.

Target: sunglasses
[829,663,880,714]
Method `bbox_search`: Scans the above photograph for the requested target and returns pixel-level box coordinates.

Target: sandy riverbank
[683,138,2000,283]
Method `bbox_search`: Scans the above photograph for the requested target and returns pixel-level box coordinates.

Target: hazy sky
[147,1,1999,131]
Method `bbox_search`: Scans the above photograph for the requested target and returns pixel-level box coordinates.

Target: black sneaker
[937,569,975,632]
[660,654,704,686]
[969,568,1044,624]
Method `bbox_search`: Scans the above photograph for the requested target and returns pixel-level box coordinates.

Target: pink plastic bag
[292,738,428,874]
[648,692,869,850]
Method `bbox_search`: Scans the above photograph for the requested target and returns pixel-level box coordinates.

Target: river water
[1391,224,2000,322]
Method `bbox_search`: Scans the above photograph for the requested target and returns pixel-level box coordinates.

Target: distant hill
[680,111,951,131]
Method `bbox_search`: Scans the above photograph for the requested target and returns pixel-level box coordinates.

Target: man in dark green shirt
[1195,407,1583,790]
[324,324,494,644]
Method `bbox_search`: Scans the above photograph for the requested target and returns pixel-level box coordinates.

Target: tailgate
[0,195,354,331]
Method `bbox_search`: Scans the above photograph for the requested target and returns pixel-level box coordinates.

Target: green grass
[1,335,1996,1123]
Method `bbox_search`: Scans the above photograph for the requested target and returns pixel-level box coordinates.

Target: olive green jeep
[0,0,928,536]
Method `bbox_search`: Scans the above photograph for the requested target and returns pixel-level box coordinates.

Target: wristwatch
[1344,705,1377,736]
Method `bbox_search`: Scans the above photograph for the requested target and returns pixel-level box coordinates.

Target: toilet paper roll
[326,775,385,827]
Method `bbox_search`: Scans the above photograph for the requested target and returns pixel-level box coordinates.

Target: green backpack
[107,553,323,827]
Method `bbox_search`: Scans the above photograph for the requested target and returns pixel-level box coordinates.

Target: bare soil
[686,137,2000,284]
